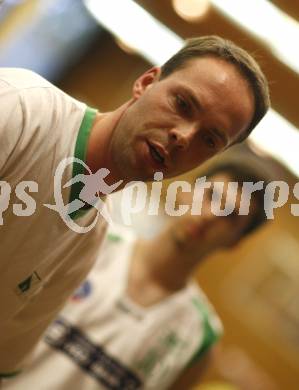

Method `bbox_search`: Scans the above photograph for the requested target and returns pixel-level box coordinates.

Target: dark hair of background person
[204,162,270,237]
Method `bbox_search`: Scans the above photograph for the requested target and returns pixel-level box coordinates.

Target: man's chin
[128,164,159,182]
[114,165,148,183]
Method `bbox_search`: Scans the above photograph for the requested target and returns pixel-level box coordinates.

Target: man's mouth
[149,144,164,164]
[147,142,168,168]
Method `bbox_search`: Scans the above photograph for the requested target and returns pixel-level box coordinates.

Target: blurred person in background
[3,162,269,390]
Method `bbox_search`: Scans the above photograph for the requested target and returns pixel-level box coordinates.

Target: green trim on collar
[69,106,98,220]
[0,370,21,378]
[187,298,221,367]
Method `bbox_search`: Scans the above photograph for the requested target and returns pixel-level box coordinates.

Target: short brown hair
[160,35,270,143]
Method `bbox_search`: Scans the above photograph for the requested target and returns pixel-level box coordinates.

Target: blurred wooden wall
[59,32,149,111]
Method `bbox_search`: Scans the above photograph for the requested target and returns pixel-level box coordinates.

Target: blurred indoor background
[1,1,298,388]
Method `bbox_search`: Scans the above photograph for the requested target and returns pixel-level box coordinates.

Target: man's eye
[175,95,190,114]
[202,133,216,149]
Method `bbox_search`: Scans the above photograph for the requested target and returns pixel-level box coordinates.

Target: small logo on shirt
[71,280,92,301]
[16,271,42,296]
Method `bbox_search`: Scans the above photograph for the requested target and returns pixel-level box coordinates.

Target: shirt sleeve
[0,80,24,176]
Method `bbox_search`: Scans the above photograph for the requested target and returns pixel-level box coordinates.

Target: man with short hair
[0,35,269,376]
[3,163,269,390]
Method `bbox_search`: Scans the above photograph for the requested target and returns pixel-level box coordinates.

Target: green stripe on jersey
[187,297,221,366]
[69,106,97,220]
[0,370,21,378]
[107,233,123,242]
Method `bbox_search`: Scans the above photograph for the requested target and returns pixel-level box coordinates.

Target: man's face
[110,56,254,181]
[170,172,256,257]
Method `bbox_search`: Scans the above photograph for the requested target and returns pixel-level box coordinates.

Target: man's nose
[169,124,198,150]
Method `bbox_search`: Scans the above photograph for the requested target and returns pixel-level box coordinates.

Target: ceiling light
[115,38,137,55]
[249,109,299,177]
[84,0,182,65]
[211,0,299,75]
[172,0,210,22]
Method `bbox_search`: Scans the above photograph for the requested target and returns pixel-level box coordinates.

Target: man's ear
[132,66,161,99]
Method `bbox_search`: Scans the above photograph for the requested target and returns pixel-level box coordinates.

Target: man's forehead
[172,55,236,77]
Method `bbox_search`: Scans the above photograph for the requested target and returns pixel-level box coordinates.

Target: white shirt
[0,68,107,374]
[3,225,223,389]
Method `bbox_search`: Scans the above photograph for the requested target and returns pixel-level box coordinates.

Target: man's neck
[127,228,203,307]
[86,101,132,188]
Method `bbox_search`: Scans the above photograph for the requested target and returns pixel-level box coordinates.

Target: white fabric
[0,68,107,372]
[108,190,167,238]
[3,224,222,390]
